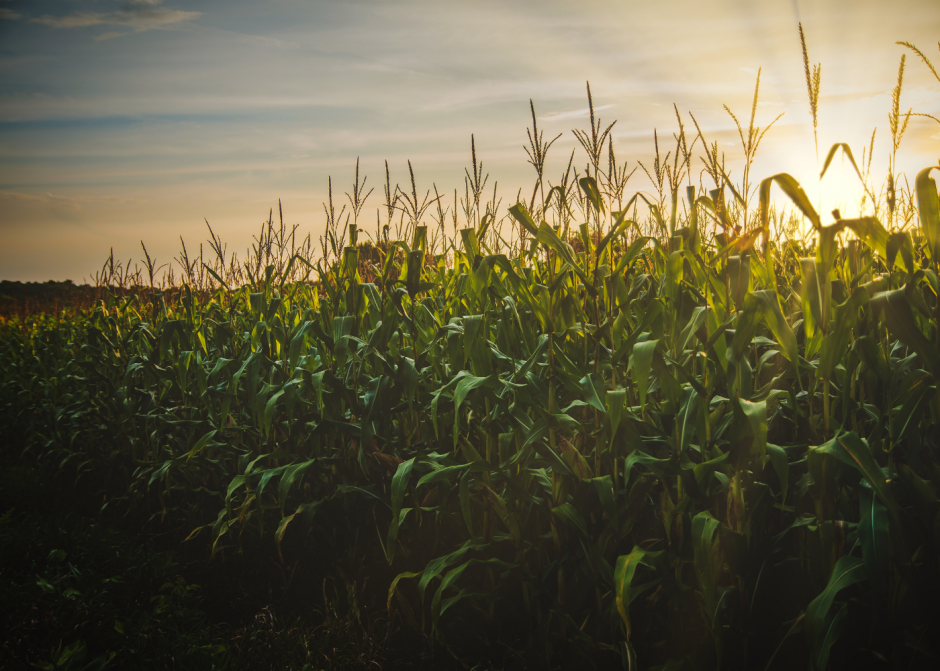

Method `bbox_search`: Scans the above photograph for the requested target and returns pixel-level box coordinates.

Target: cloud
[0,8,22,20]
[33,0,201,34]
[0,190,146,208]
[540,104,615,122]
[95,31,128,42]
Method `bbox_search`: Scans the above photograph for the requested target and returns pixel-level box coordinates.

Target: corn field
[3,36,940,671]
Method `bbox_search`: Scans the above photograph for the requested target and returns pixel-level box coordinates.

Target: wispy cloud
[33,0,201,35]
[540,104,615,122]
[0,8,22,21]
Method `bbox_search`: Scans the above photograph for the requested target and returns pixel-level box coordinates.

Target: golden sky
[1,0,938,281]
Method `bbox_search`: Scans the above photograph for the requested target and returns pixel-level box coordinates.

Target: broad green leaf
[813,432,899,515]
[623,449,679,484]
[417,545,472,606]
[693,450,730,490]
[459,227,481,260]
[551,502,589,538]
[607,389,627,454]
[452,373,496,445]
[749,290,799,364]
[387,570,421,613]
[557,436,593,480]
[596,209,634,256]
[813,602,849,671]
[612,236,653,276]
[482,483,522,546]
[579,373,607,413]
[678,385,700,455]
[586,474,617,522]
[805,555,867,670]
[915,166,940,260]
[579,175,605,213]
[759,173,821,231]
[871,288,940,372]
[507,202,539,237]
[430,558,515,632]
[766,443,789,505]
[820,143,864,183]
[691,511,722,618]
[886,231,915,274]
[614,547,647,639]
[630,339,659,412]
[858,486,889,594]
[275,500,322,562]
[817,287,868,381]
[387,457,416,563]
[738,398,767,458]
[459,469,475,544]
[277,459,316,517]
[800,258,822,338]
[536,222,593,294]
[186,429,217,462]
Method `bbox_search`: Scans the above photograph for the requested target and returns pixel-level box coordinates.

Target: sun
[816,158,867,222]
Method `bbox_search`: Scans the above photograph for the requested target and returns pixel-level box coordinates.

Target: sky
[0,0,938,282]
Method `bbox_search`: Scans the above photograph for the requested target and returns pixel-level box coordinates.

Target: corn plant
[3,35,940,671]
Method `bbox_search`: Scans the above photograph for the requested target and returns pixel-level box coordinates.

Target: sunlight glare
[816,158,866,222]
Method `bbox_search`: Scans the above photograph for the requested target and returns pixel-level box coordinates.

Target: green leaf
[596,209,634,256]
[186,429,218,462]
[418,544,473,604]
[579,373,607,413]
[818,287,869,381]
[578,176,605,213]
[482,483,522,546]
[800,258,822,339]
[460,227,481,260]
[766,444,789,505]
[759,173,821,231]
[691,511,722,618]
[536,222,593,295]
[858,486,889,593]
[387,570,421,613]
[459,469,475,544]
[630,339,659,412]
[452,373,496,445]
[277,459,316,517]
[586,474,617,522]
[871,288,940,373]
[693,450,730,490]
[749,290,799,364]
[678,385,700,455]
[387,457,415,563]
[623,449,680,484]
[813,432,899,515]
[607,389,627,454]
[614,547,647,639]
[820,143,864,183]
[612,236,652,276]
[257,464,289,502]
[275,500,322,562]
[551,502,589,538]
[886,231,915,274]
[508,202,540,237]
[805,555,867,670]
[915,166,940,260]
[430,558,515,632]
[813,602,849,671]
[738,398,767,458]
[261,387,285,438]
